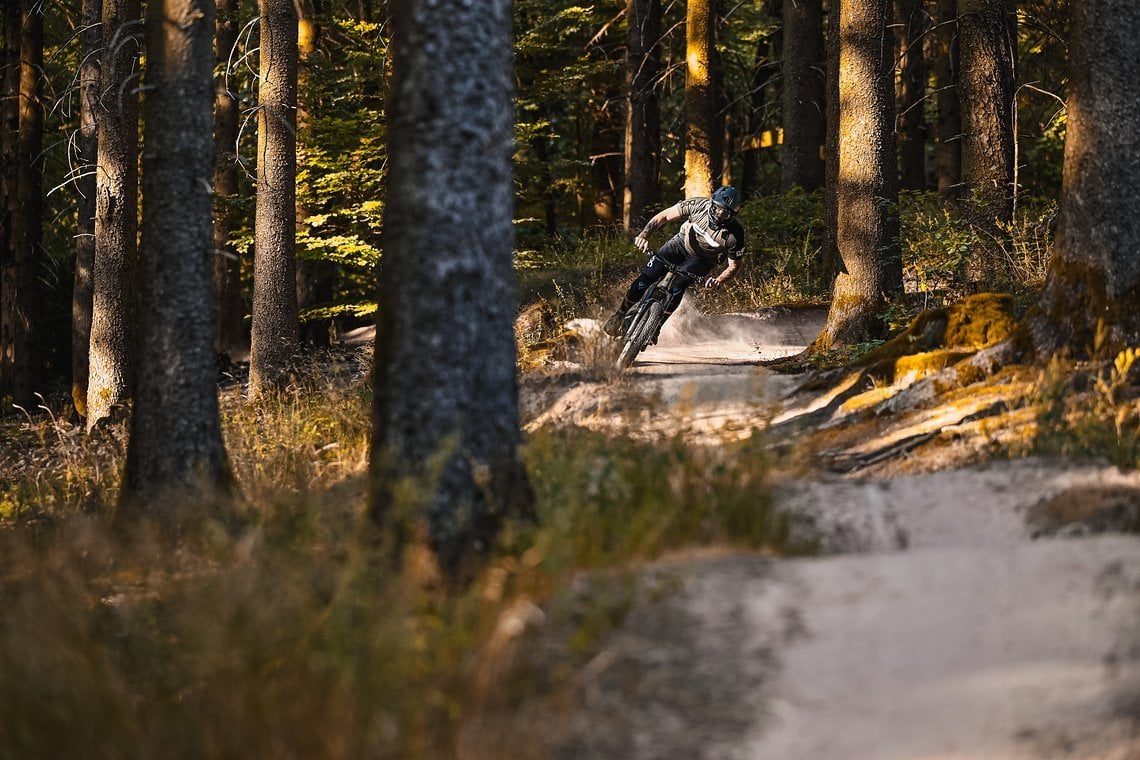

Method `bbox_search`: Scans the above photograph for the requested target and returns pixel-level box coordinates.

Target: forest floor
[484,303,1140,759]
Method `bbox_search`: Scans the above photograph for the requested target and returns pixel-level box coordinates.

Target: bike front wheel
[615,300,662,370]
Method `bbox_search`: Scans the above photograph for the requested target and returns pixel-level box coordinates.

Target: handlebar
[647,250,717,288]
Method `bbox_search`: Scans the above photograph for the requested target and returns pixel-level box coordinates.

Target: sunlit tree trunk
[684,0,716,197]
[816,0,900,349]
[1026,0,1140,357]
[213,0,246,360]
[73,0,101,417]
[124,0,232,515]
[623,0,660,230]
[249,0,299,393]
[822,0,840,286]
[370,0,533,583]
[895,0,927,191]
[781,0,825,192]
[958,0,1014,226]
[7,0,43,407]
[87,0,140,428]
[935,0,961,197]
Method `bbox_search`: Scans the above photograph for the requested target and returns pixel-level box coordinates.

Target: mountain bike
[614,255,711,370]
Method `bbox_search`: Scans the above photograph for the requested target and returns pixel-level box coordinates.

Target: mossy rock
[861,293,1018,367]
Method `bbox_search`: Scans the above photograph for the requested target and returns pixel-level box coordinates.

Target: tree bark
[124,0,232,515]
[1026,0,1140,357]
[370,0,533,582]
[935,0,961,197]
[87,0,140,428]
[0,3,21,396]
[684,0,717,197]
[822,0,840,286]
[73,0,101,417]
[816,0,900,349]
[958,0,1014,226]
[213,0,247,360]
[781,0,825,192]
[623,0,660,230]
[249,0,299,393]
[8,0,43,406]
[895,0,928,191]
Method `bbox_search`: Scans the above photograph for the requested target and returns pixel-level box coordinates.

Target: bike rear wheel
[615,300,662,370]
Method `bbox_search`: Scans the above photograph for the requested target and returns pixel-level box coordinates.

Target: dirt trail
[518,305,1140,759]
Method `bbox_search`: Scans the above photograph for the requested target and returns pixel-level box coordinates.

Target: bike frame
[615,253,707,370]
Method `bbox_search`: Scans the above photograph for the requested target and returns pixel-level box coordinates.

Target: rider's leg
[649,255,714,343]
[604,247,676,336]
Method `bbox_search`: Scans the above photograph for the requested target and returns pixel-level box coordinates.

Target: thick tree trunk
[0,4,21,396]
[87,0,140,428]
[780,0,825,192]
[1026,0,1140,357]
[124,0,231,514]
[9,1,43,406]
[623,0,660,230]
[895,0,928,191]
[958,0,1014,226]
[822,0,840,287]
[935,0,961,197]
[249,0,299,393]
[817,0,900,349]
[370,0,533,582]
[684,0,717,197]
[213,0,246,360]
[73,0,101,417]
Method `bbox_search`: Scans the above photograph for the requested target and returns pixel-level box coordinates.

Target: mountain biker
[603,185,746,342]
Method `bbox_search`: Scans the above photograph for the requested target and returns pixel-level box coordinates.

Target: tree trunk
[73,0,101,417]
[249,0,299,393]
[370,0,533,583]
[9,0,43,406]
[958,0,1014,226]
[88,0,140,428]
[0,3,21,396]
[822,0,840,287]
[781,0,825,192]
[740,23,777,199]
[895,0,928,191]
[213,0,246,360]
[684,0,717,197]
[124,0,231,515]
[816,0,900,350]
[623,0,660,230]
[935,0,961,197]
[1025,0,1140,357]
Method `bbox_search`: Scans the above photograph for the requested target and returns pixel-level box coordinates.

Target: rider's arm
[634,203,686,251]
[708,257,741,288]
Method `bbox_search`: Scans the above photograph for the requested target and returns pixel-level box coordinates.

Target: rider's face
[711,203,735,226]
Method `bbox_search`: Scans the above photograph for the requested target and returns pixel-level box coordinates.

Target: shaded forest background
[2,0,1072,406]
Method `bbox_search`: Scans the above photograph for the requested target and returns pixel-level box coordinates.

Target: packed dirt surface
[511,304,1140,759]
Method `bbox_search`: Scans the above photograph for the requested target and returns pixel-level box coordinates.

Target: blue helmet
[710,185,742,227]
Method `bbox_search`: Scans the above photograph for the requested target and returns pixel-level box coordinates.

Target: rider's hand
[634,234,651,255]
[704,277,721,289]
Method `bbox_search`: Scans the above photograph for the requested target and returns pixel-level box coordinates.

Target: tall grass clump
[1029,348,1140,469]
[0,381,787,757]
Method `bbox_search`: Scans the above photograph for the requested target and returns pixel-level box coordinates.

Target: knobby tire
[616,300,662,370]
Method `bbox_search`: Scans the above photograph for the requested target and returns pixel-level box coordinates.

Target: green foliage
[899,192,1055,308]
[1029,349,1140,469]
